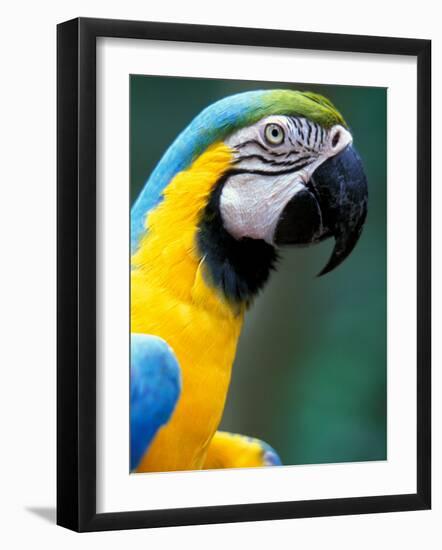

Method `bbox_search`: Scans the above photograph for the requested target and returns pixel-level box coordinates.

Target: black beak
[273,144,368,276]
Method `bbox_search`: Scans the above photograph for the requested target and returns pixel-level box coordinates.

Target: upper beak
[273,144,368,276]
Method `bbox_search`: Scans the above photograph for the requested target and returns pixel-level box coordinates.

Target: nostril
[332,131,341,148]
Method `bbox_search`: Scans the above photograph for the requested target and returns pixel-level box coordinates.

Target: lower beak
[273,144,368,276]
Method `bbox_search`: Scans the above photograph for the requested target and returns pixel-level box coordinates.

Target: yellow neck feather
[132,142,242,319]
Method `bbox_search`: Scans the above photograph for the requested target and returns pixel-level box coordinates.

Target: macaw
[130,89,368,472]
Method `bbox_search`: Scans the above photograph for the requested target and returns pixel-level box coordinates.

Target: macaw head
[132,89,368,304]
[213,92,368,277]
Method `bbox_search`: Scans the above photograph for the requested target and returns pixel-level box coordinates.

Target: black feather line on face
[235,153,313,169]
[197,171,279,307]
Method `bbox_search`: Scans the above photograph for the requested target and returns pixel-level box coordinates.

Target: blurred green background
[130,75,387,466]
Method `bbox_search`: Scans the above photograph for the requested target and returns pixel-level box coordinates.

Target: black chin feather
[197,172,278,306]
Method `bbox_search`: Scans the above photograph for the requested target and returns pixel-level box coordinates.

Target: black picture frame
[57,17,431,532]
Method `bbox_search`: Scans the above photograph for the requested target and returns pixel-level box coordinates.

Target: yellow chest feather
[131,144,244,471]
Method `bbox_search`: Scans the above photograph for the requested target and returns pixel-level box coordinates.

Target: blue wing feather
[259,441,282,466]
[130,334,181,471]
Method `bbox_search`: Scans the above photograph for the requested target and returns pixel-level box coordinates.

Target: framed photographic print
[57,17,431,532]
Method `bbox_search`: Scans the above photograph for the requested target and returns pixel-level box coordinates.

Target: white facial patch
[220,172,306,243]
[220,115,352,244]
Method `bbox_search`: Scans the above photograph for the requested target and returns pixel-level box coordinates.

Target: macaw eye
[264,123,284,146]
